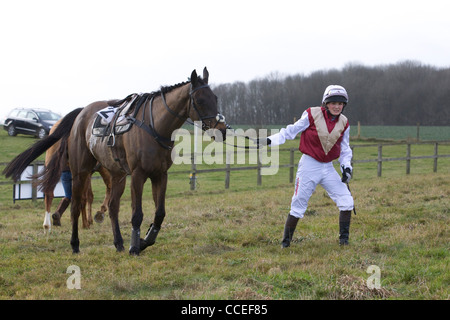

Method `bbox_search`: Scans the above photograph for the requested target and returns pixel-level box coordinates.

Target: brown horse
[3,111,111,233]
[41,119,112,233]
[4,68,228,255]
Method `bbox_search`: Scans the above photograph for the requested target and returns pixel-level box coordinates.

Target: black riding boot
[339,210,352,245]
[281,214,299,248]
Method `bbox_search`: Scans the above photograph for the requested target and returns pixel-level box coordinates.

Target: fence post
[257,148,262,186]
[225,152,231,189]
[32,162,39,202]
[433,142,438,172]
[377,144,382,177]
[190,153,196,190]
[289,148,294,183]
[406,143,411,174]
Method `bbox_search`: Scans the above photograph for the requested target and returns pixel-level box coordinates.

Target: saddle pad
[92,115,133,136]
[92,97,137,137]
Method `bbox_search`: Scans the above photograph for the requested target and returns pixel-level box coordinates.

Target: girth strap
[127,116,173,150]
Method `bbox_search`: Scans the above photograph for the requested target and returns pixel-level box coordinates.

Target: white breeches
[290,154,354,218]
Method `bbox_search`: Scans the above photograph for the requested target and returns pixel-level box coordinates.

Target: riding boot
[140,224,160,251]
[339,210,352,245]
[281,214,299,248]
[52,197,71,226]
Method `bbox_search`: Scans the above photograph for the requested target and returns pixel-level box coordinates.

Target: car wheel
[37,128,47,139]
[7,125,17,136]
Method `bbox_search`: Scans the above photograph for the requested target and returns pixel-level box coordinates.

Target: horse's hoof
[139,239,147,251]
[94,211,105,224]
[129,246,140,256]
[52,213,61,226]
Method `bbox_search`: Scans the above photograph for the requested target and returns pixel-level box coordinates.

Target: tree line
[213,61,450,126]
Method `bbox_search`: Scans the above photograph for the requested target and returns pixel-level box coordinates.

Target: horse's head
[189,67,228,141]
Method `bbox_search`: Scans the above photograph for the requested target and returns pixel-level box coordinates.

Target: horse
[3,110,112,232]
[4,67,228,255]
[41,120,112,232]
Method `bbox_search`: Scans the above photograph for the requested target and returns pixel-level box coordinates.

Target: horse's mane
[108,77,207,106]
[159,80,190,95]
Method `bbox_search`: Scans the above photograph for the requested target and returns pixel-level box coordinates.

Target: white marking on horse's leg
[43,211,51,233]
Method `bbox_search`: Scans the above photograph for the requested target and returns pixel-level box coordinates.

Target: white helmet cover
[322,85,348,105]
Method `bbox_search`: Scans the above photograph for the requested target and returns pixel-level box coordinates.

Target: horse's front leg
[140,172,167,253]
[129,172,146,255]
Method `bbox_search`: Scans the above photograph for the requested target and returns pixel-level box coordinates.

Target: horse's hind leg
[87,180,94,226]
[52,197,70,227]
[94,166,111,224]
[43,192,54,233]
[108,174,126,252]
[140,172,167,253]
[80,179,94,228]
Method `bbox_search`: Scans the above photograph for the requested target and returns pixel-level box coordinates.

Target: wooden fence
[1,141,449,198]
[351,141,450,177]
[169,140,450,190]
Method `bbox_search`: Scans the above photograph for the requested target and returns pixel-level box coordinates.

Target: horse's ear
[203,67,209,84]
[191,70,198,87]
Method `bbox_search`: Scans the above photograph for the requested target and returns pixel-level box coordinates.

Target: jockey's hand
[341,166,352,183]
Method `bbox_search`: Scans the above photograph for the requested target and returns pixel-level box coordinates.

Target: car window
[26,112,36,120]
[36,111,61,121]
[17,111,28,118]
[9,110,20,117]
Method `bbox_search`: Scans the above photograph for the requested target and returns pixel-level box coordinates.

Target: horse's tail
[32,137,68,194]
[2,108,83,182]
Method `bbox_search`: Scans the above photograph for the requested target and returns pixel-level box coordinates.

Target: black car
[3,108,61,139]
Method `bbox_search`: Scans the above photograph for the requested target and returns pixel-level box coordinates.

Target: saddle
[92,93,150,146]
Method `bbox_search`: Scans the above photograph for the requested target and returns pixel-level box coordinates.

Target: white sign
[13,164,65,201]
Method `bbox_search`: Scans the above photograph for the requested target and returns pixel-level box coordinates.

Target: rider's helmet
[322,85,348,106]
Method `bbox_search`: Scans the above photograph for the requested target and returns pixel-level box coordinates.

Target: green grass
[0,128,449,300]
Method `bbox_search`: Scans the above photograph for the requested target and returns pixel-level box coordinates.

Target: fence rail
[351,141,450,177]
[168,140,450,189]
[1,141,449,198]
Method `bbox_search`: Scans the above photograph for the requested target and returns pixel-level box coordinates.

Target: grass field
[0,128,449,300]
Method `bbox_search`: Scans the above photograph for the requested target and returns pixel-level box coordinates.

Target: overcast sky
[1,0,449,121]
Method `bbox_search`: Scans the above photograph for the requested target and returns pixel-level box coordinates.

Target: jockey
[267,85,354,246]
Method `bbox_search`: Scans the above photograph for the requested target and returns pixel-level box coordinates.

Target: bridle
[158,83,227,129]
[187,84,228,131]
[143,83,227,150]
[131,83,261,151]
[185,84,261,149]
[166,84,262,149]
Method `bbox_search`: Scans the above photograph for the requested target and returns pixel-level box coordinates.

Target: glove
[341,165,352,183]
